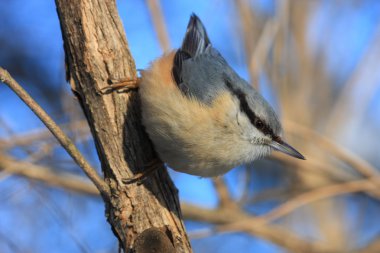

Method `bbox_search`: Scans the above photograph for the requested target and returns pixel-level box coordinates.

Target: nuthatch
[114,14,305,178]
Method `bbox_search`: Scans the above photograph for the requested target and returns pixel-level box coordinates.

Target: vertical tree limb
[54,0,191,252]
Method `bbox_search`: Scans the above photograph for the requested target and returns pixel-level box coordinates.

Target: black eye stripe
[224,79,275,137]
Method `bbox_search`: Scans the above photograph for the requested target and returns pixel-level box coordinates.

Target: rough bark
[54,1,191,252]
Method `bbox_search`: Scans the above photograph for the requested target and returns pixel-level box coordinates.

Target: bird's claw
[99,78,141,94]
[122,158,163,184]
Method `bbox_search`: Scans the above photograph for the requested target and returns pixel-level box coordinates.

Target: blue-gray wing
[178,47,235,104]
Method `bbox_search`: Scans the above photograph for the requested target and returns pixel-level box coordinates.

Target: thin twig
[261,179,379,223]
[284,120,380,179]
[0,230,22,253]
[212,177,238,209]
[0,67,110,198]
[187,228,216,240]
[0,120,90,149]
[249,19,279,89]
[181,203,336,253]
[271,152,380,200]
[235,0,260,89]
[220,178,378,231]
[33,187,92,253]
[325,22,380,133]
[25,143,53,163]
[271,152,356,182]
[146,0,171,52]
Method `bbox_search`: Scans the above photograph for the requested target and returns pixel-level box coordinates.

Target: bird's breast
[139,53,253,177]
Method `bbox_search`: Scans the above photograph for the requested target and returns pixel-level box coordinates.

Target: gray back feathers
[172,14,282,138]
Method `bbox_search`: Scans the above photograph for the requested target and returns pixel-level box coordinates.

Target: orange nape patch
[144,51,176,87]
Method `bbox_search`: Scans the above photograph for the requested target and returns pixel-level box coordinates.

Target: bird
[106,14,305,178]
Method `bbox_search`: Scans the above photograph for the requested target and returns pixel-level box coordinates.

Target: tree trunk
[54,1,192,252]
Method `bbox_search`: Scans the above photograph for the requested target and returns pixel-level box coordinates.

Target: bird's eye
[256,120,264,129]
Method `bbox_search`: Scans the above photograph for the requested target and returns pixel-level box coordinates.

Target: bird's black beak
[270,139,305,160]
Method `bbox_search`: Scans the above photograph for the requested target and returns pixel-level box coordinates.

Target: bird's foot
[123,158,163,184]
[99,77,141,94]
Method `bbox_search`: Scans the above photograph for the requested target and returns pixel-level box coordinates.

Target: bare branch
[0,120,89,149]
[212,177,238,209]
[194,177,379,253]
[0,153,98,195]
[284,120,380,180]
[261,179,379,223]
[325,22,380,133]
[0,67,110,198]
[182,203,336,253]
[235,0,261,89]
[249,19,279,88]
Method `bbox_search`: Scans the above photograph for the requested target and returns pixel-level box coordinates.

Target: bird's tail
[173,14,210,85]
[181,14,210,57]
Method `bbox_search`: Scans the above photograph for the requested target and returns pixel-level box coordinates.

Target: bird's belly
[141,107,241,177]
[152,143,235,177]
